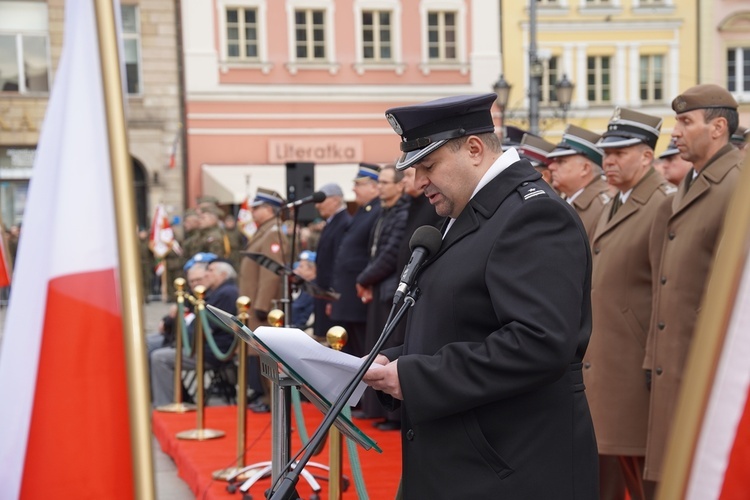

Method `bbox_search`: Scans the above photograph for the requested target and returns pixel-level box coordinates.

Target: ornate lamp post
[493,74,512,120]
[555,74,574,122]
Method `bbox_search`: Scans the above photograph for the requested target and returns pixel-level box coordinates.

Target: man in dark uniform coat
[364,94,598,499]
[330,164,382,357]
[312,183,351,340]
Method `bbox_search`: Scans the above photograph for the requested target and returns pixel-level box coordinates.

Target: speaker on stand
[285,162,316,225]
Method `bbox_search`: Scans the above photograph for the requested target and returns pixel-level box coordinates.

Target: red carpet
[152,404,402,499]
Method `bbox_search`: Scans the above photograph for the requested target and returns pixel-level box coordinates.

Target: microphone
[285,191,326,209]
[394,225,442,303]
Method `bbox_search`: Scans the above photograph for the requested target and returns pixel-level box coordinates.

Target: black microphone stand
[269,286,421,500]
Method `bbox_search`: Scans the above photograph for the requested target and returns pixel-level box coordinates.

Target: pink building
[181,0,502,208]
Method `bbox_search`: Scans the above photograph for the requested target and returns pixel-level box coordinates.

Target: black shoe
[350,410,373,419]
[249,401,270,413]
[374,420,401,431]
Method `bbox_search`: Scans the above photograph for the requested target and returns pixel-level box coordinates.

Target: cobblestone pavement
[0,297,195,500]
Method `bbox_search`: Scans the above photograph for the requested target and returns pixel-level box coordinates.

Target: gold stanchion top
[267,309,285,327]
[326,326,348,351]
[236,296,251,312]
[193,285,206,300]
[174,277,186,291]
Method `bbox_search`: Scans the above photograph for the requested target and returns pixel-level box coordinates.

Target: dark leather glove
[645,369,652,391]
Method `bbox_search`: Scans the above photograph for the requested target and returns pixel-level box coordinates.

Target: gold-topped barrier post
[177,285,225,440]
[214,296,253,481]
[326,326,348,500]
[156,277,196,413]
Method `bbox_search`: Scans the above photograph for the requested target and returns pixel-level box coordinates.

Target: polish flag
[237,195,257,239]
[149,204,176,259]
[0,232,10,287]
[0,2,135,499]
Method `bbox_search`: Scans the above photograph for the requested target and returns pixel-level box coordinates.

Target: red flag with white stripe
[0,231,10,287]
[237,195,257,239]
[0,2,134,499]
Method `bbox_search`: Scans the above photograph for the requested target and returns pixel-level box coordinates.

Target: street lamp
[493,74,512,114]
[555,74,574,122]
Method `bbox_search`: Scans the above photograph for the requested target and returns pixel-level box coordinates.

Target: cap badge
[386,113,403,135]
[611,108,621,122]
[674,97,686,112]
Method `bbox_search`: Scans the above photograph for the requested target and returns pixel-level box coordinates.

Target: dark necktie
[608,195,622,221]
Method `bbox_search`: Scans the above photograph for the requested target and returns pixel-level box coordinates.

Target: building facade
[181,0,501,206]
[0,0,184,230]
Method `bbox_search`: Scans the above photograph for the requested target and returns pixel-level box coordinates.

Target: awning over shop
[201,164,360,204]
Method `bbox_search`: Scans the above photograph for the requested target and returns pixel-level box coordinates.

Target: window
[294,9,326,61]
[121,5,141,95]
[226,7,259,59]
[640,55,664,103]
[0,2,50,93]
[587,55,611,104]
[541,56,560,105]
[585,0,612,5]
[728,47,750,94]
[427,11,457,62]
[536,0,560,5]
[362,10,392,62]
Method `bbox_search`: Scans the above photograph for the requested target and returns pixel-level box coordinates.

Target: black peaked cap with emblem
[385,93,497,170]
[597,107,662,151]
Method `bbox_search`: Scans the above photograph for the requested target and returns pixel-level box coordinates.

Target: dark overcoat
[313,208,352,338]
[382,159,598,499]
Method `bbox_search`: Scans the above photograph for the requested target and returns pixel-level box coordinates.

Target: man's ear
[465,135,485,163]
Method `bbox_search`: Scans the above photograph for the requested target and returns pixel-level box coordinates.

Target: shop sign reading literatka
[268,138,363,164]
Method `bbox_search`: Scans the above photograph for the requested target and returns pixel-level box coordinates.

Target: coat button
[655,367,663,375]
[584,362,591,369]
[406,429,415,441]
[658,322,665,330]
[660,276,667,285]
[668,232,675,240]
[594,247,600,255]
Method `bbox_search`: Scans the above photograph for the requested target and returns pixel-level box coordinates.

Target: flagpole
[656,154,750,499]
[92,1,155,498]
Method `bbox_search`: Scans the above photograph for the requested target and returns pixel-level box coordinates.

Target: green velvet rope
[177,301,193,357]
[342,406,369,499]
[198,307,239,362]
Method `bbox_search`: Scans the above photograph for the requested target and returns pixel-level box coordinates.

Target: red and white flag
[237,195,257,239]
[0,231,10,287]
[0,2,135,499]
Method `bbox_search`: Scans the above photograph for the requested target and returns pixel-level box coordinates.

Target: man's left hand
[363,360,402,400]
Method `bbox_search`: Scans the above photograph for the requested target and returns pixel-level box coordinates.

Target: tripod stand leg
[238,463,273,493]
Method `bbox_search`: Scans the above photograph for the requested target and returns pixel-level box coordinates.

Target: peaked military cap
[196,195,219,206]
[658,138,681,159]
[355,163,380,181]
[502,125,529,151]
[385,93,497,170]
[672,84,738,114]
[251,187,285,208]
[547,124,604,166]
[731,125,748,146]
[518,134,556,168]
[598,107,662,150]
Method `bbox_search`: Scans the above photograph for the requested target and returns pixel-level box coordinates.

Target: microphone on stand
[285,191,326,209]
[393,225,442,304]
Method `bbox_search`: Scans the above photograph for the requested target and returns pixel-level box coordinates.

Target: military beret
[183,252,218,272]
[731,125,748,145]
[385,93,497,170]
[672,84,738,114]
[547,124,604,167]
[196,195,220,205]
[184,208,199,217]
[518,134,556,168]
[201,204,225,218]
[598,107,662,151]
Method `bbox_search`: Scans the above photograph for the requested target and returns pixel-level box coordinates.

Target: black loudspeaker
[285,162,316,223]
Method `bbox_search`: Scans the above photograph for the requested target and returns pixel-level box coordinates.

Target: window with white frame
[541,56,560,105]
[121,5,141,95]
[728,47,750,94]
[640,54,664,103]
[585,0,612,5]
[536,0,560,5]
[294,8,326,61]
[427,10,457,62]
[226,7,259,60]
[0,1,50,93]
[362,10,393,62]
[587,55,611,104]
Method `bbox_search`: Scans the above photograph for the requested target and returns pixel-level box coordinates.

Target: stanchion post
[177,285,225,440]
[213,296,252,481]
[156,277,196,413]
[326,326,348,500]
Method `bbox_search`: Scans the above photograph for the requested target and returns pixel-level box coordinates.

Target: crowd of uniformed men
[137,82,747,499]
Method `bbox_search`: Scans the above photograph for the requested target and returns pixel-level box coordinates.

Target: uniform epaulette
[660,183,678,195]
[517,182,549,201]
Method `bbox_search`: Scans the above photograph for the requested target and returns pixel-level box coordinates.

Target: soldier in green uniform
[181,208,202,264]
[138,227,153,301]
[223,212,245,271]
[197,204,227,257]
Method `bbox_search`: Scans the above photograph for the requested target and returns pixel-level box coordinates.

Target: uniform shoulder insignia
[518,183,549,201]
[660,183,678,195]
[598,192,612,204]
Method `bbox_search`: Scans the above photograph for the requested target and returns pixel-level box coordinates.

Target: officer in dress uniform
[656,138,693,187]
[364,93,597,499]
[586,107,676,500]
[517,133,556,188]
[547,124,613,242]
[644,84,743,484]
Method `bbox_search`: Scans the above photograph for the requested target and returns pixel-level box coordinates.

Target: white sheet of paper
[253,326,367,407]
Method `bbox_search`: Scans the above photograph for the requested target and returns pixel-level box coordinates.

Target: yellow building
[500,0,697,155]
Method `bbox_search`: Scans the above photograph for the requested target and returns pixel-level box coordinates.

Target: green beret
[672,84,738,114]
